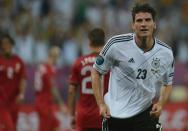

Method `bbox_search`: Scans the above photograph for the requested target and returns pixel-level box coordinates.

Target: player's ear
[154,22,156,30]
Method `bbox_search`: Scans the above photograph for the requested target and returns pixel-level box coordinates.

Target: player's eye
[136,19,142,23]
[145,18,152,22]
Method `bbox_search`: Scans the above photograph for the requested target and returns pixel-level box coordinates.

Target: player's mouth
[140,29,148,32]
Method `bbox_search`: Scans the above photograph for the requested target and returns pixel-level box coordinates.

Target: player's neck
[90,47,101,54]
[47,57,55,66]
[1,52,13,59]
[135,36,154,52]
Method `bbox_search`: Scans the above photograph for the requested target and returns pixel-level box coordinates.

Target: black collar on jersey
[134,37,155,53]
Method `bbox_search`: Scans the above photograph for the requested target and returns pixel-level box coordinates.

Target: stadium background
[0,0,187,130]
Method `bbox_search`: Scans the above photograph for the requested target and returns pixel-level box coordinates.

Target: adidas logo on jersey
[128,58,135,63]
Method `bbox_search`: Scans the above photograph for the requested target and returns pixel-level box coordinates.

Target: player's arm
[92,37,116,118]
[159,85,172,107]
[91,68,104,106]
[67,59,80,128]
[91,68,110,118]
[51,87,67,113]
[16,60,27,103]
[16,77,26,103]
[151,55,174,117]
[67,84,77,117]
[51,87,63,104]
[150,85,172,117]
[67,84,77,129]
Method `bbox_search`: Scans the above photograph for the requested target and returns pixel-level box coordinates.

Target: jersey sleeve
[69,59,80,85]
[162,55,175,85]
[93,38,115,74]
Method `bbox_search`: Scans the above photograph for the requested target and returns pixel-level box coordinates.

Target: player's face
[52,52,60,64]
[132,12,156,38]
[50,47,60,64]
[0,38,13,54]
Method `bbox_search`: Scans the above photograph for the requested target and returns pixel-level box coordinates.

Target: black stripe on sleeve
[102,35,133,55]
[102,35,133,56]
[103,38,133,55]
[169,73,174,77]
[156,39,171,50]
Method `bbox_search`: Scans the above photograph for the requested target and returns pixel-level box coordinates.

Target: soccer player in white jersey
[91,3,174,131]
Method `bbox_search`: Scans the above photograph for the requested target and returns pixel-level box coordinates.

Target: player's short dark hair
[132,3,156,22]
[0,33,15,45]
[88,28,105,47]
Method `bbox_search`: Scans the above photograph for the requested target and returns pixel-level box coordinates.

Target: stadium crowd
[0,0,188,65]
[0,0,187,130]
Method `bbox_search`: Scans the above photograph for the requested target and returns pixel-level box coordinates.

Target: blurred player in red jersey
[68,28,109,131]
[0,34,26,131]
[34,46,67,131]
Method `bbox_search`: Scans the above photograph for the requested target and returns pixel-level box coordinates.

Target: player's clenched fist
[99,103,110,118]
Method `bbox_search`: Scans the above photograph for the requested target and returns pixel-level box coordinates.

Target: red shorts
[0,107,14,131]
[36,103,60,131]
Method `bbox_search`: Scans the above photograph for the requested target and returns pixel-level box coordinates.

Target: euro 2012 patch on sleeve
[96,55,104,65]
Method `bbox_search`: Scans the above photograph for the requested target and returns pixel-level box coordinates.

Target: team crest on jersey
[151,58,160,75]
[96,55,104,65]
[151,58,160,69]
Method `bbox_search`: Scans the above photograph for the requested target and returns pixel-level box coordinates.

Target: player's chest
[0,60,21,79]
[45,66,57,82]
[45,65,56,76]
[115,51,169,78]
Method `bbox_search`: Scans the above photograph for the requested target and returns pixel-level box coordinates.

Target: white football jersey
[93,33,174,118]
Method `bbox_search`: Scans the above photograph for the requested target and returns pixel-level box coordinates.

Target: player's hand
[60,104,69,115]
[99,103,110,118]
[70,116,76,129]
[16,94,24,104]
[150,103,163,118]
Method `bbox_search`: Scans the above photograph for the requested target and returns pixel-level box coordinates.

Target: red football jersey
[69,53,109,128]
[34,63,60,130]
[34,63,56,105]
[0,54,26,106]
